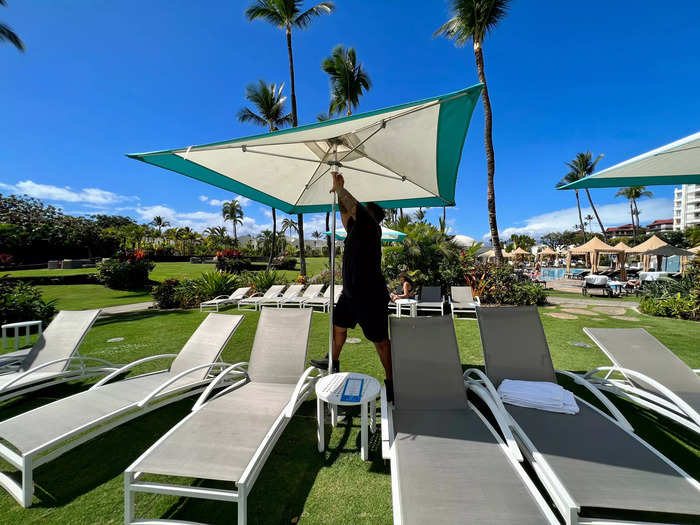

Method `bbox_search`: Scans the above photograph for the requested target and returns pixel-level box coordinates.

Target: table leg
[396,304,401,319]
[369,398,376,433]
[331,403,337,428]
[361,401,368,461]
[38,324,42,341]
[411,303,417,317]
[1,327,5,350]
[317,397,324,453]
[25,326,30,346]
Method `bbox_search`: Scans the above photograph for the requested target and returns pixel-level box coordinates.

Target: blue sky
[2,1,699,242]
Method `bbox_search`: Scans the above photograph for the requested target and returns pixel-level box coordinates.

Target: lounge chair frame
[0,310,116,403]
[279,284,324,308]
[237,285,286,311]
[464,368,700,524]
[124,362,322,525]
[582,327,700,434]
[259,284,305,308]
[0,316,242,508]
[415,286,445,315]
[448,286,481,319]
[303,285,342,313]
[199,287,251,312]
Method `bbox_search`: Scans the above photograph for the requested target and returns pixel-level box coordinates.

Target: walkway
[547,296,638,308]
[99,301,154,316]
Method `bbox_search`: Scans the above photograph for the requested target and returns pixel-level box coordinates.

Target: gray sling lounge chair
[582,327,700,434]
[468,306,700,524]
[381,316,558,524]
[303,285,342,312]
[415,285,444,315]
[0,313,242,507]
[124,308,319,525]
[199,286,251,312]
[0,309,115,403]
[449,286,480,319]
[258,284,304,308]
[238,284,286,310]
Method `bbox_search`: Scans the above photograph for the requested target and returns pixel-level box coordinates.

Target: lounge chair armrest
[468,383,523,463]
[243,292,264,299]
[137,361,229,407]
[694,369,700,375]
[0,357,23,371]
[463,368,503,410]
[211,295,232,301]
[555,369,633,432]
[90,353,178,390]
[474,296,481,305]
[285,366,321,418]
[0,356,92,392]
[192,361,249,411]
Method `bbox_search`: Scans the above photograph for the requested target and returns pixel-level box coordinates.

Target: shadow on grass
[31,399,193,507]
[0,380,97,422]
[142,401,325,524]
[94,309,192,327]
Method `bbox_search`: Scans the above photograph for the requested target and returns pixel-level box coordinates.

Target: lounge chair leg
[238,484,247,525]
[369,398,377,433]
[124,471,134,524]
[317,396,325,452]
[21,456,33,508]
[361,401,369,461]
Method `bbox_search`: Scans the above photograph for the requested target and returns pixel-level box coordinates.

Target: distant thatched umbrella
[567,237,622,274]
[627,235,668,271]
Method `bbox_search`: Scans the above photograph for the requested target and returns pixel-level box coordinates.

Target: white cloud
[490,198,673,240]
[0,180,137,205]
[198,195,208,202]
[202,195,251,207]
[208,199,224,207]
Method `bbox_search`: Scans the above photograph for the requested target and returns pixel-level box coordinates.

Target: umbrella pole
[328,192,337,375]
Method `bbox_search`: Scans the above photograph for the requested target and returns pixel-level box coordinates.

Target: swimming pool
[540,268,585,281]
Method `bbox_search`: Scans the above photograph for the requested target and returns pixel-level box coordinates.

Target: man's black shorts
[333,292,389,343]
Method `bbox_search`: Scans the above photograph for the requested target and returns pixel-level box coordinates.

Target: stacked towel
[498,379,579,414]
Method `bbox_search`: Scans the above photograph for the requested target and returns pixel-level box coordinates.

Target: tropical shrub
[0,276,57,329]
[151,278,181,309]
[0,254,13,266]
[308,263,342,286]
[194,271,242,299]
[216,249,252,274]
[464,262,547,306]
[271,256,297,270]
[96,250,155,290]
[639,295,697,320]
[638,259,699,320]
[244,269,284,292]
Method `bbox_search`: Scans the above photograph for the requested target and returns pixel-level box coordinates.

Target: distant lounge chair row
[200,283,343,312]
[390,286,480,318]
[382,308,700,524]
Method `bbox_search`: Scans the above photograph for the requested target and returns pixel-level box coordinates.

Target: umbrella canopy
[613,241,632,252]
[558,131,700,190]
[612,241,632,275]
[538,247,557,256]
[128,85,483,213]
[569,237,621,254]
[627,234,668,254]
[511,247,530,255]
[642,245,696,257]
[690,246,700,254]
[328,226,406,242]
[478,249,496,259]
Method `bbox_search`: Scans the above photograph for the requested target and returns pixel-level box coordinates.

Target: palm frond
[0,23,24,52]
[237,107,268,127]
[244,0,287,27]
[294,1,334,28]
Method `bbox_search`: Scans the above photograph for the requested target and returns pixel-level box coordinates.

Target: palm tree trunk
[233,222,237,245]
[268,208,276,270]
[630,200,637,242]
[473,42,503,263]
[633,199,641,230]
[442,206,446,224]
[575,190,586,242]
[585,189,606,239]
[399,208,403,219]
[286,26,298,127]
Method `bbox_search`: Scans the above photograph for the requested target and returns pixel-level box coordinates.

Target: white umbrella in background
[327,226,407,242]
[559,131,700,189]
[129,84,483,371]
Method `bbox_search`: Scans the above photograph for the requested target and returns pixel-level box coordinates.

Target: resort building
[605,224,637,237]
[645,219,674,233]
[673,184,700,230]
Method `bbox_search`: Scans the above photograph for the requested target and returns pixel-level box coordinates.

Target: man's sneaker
[310,357,340,374]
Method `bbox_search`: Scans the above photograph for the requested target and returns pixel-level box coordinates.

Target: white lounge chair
[0,313,243,507]
[258,284,304,308]
[381,316,557,524]
[124,308,320,525]
[199,286,251,312]
[0,310,116,403]
[449,286,480,319]
[279,283,324,308]
[416,286,444,315]
[466,306,700,523]
[238,284,286,310]
[303,284,343,312]
[582,327,700,434]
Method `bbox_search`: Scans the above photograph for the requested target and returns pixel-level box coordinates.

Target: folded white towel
[498,379,579,415]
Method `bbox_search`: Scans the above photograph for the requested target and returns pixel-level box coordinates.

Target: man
[311,172,393,400]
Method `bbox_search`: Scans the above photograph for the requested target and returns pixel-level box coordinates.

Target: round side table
[315,372,380,461]
[393,298,417,318]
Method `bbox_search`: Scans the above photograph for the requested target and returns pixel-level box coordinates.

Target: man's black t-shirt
[341,204,388,301]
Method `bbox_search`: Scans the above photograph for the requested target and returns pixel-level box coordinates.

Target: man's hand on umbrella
[330,172,345,193]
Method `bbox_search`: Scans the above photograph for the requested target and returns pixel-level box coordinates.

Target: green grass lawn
[0,306,698,524]
[546,289,640,302]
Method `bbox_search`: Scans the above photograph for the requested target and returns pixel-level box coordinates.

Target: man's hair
[366,202,385,223]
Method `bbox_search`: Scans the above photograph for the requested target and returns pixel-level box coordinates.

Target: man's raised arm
[330,172,358,230]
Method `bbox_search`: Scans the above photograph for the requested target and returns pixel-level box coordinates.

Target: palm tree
[222,200,244,244]
[149,215,170,237]
[561,152,607,238]
[237,79,296,269]
[1,1,24,52]
[321,45,372,116]
[615,186,653,243]
[413,208,426,222]
[246,0,335,277]
[584,214,594,235]
[280,217,298,244]
[434,0,509,263]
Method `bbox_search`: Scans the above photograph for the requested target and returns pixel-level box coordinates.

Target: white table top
[315,372,381,406]
[394,298,417,304]
[608,280,624,286]
[2,320,42,329]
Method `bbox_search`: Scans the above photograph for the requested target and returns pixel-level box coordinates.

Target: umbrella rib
[240,148,325,165]
[293,149,333,208]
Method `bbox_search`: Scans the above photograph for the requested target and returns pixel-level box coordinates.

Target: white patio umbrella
[327,226,406,242]
[129,84,483,371]
[559,131,700,189]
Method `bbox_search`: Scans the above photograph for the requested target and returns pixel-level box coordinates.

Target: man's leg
[333,325,347,361]
[372,339,392,380]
